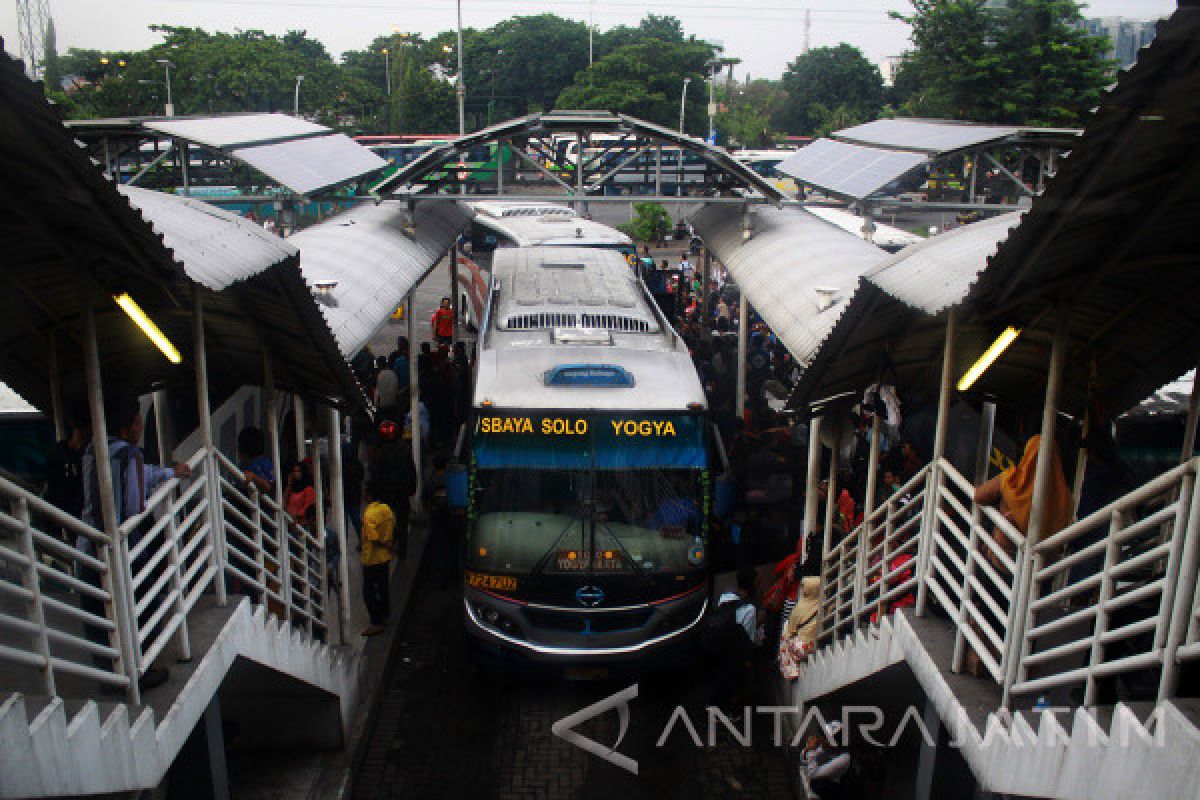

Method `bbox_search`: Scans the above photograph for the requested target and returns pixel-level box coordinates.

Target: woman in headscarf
[975,434,1073,549]
[779,575,822,680]
[965,433,1072,677]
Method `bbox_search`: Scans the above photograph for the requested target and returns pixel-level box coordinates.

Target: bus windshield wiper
[529,516,586,579]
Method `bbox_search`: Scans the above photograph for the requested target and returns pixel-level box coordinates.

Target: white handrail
[806,455,1200,712]
[0,442,332,707]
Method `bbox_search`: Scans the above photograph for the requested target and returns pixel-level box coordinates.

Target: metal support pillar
[700,247,711,318]
[497,139,505,196]
[803,416,822,561]
[974,401,996,485]
[1003,310,1069,706]
[1181,368,1200,464]
[822,443,840,560]
[736,292,748,420]
[179,141,190,196]
[309,408,326,638]
[408,293,423,511]
[83,304,141,706]
[264,358,291,619]
[193,293,226,608]
[48,332,65,439]
[914,696,941,800]
[293,395,306,466]
[575,132,585,215]
[450,245,460,345]
[328,407,352,645]
[655,146,662,198]
[152,389,171,463]
[916,310,956,617]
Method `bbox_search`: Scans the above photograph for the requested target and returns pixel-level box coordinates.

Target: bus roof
[474,246,705,412]
[469,201,632,248]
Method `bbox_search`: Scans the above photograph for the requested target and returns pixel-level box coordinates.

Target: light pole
[293,74,304,116]
[588,0,594,69]
[706,59,718,143]
[679,77,691,134]
[156,58,174,116]
[382,48,390,94]
[455,0,466,137]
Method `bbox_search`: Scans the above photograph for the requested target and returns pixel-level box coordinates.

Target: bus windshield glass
[469,467,706,575]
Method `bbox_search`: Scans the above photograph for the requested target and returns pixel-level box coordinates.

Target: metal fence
[0,444,327,706]
[815,456,1200,708]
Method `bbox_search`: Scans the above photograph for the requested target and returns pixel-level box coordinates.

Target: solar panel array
[776,139,928,201]
[834,119,1022,155]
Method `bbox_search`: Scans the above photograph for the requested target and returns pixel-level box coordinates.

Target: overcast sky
[1,0,1178,80]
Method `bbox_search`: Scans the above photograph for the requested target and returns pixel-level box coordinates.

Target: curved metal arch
[371,110,786,205]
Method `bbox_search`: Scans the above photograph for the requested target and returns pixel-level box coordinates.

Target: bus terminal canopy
[371,110,787,204]
[778,118,1080,202]
[68,113,388,197]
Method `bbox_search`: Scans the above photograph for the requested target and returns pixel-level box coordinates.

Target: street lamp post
[293,74,304,116]
[455,0,466,138]
[156,58,174,116]
[679,77,691,134]
[382,48,390,94]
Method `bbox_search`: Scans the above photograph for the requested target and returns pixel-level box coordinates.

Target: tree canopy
[890,0,1111,126]
[774,44,885,136]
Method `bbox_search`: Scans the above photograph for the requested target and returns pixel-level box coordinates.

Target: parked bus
[461,245,712,668]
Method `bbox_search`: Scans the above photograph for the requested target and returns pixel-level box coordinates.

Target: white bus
[461,245,712,666]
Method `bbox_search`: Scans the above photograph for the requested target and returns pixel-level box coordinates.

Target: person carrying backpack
[704,567,761,715]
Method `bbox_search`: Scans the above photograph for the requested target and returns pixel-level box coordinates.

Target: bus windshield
[469,468,705,576]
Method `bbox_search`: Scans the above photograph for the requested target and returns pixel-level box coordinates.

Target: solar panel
[231,134,388,196]
[776,139,928,200]
[143,113,328,149]
[834,119,1021,155]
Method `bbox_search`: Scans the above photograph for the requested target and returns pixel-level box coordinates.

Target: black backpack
[701,599,753,660]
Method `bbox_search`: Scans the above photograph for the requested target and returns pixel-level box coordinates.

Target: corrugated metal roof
[143,113,328,149]
[692,205,888,367]
[776,139,928,201]
[231,134,388,197]
[118,186,297,290]
[290,200,471,356]
[961,4,1200,416]
[833,119,1021,155]
[867,212,1023,314]
[802,205,925,251]
[0,382,38,415]
[1126,370,1195,417]
[786,214,1022,411]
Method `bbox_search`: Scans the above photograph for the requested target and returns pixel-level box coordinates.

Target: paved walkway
[353,567,795,800]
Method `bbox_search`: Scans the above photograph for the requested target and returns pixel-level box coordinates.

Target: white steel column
[328,407,352,644]
[83,304,141,706]
[822,443,840,560]
[293,395,306,465]
[1181,368,1200,464]
[974,401,997,485]
[193,292,226,607]
[152,389,170,463]
[309,409,326,639]
[408,292,423,510]
[1003,311,1069,706]
[264,359,290,615]
[49,332,65,439]
[449,245,460,345]
[736,292,748,419]
[915,309,956,616]
[803,416,822,561]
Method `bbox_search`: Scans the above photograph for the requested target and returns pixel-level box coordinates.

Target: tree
[716,78,786,148]
[42,18,61,90]
[618,202,670,242]
[466,15,590,122]
[890,0,1111,126]
[599,14,686,56]
[775,44,884,135]
[556,38,713,130]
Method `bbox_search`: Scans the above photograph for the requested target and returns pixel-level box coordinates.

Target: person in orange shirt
[431,297,454,345]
